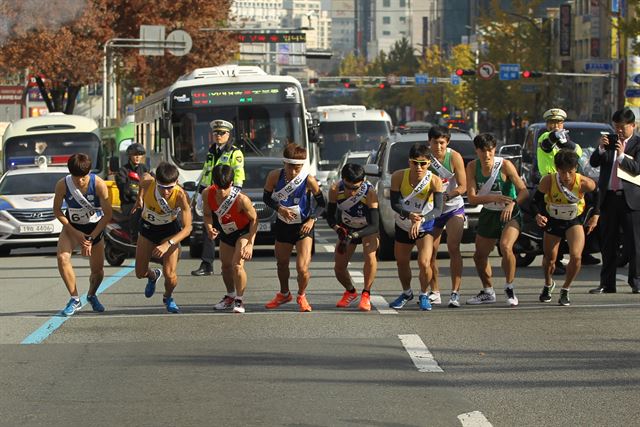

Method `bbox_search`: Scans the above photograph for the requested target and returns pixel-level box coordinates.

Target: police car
[0,164,69,256]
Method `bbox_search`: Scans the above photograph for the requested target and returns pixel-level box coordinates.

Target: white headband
[283,158,306,165]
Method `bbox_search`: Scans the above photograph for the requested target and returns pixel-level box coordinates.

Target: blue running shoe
[419,294,432,311]
[87,295,105,312]
[145,268,162,298]
[164,297,180,313]
[389,292,413,309]
[62,298,81,316]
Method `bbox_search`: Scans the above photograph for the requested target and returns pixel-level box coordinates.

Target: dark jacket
[115,161,149,205]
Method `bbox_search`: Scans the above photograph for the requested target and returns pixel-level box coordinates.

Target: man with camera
[589,107,640,294]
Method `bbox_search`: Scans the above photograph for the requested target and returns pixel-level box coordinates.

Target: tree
[0,0,237,114]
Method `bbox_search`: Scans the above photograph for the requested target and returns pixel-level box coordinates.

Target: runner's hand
[585,214,599,235]
[240,241,254,260]
[535,213,548,228]
[408,212,422,222]
[409,221,421,240]
[207,227,219,240]
[300,218,315,234]
[278,206,298,222]
[335,225,349,241]
[494,194,513,205]
[500,201,515,223]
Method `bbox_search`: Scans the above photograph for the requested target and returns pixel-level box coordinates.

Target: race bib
[142,207,174,225]
[67,207,101,225]
[220,220,239,234]
[548,203,578,220]
[484,190,508,211]
[277,205,302,224]
[341,211,367,228]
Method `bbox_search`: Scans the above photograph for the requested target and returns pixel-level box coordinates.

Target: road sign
[451,74,461,85]
[387,74,398,84]
[585,62,613,73]
[414,74,428,85]
[166,30,193,56]
[399,76,408,85]
[139,25,165,56]
[477,62,496,80]
[499,63,520,81]
[625,88,640,98]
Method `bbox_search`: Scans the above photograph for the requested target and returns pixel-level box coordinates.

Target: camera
[605,133,618,150]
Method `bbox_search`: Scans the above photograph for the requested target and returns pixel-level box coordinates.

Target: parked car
[0,166,68,256]
[521,121,615,187]
[188,157,280,258]
[364,130,481,260]
[325,150,372,192]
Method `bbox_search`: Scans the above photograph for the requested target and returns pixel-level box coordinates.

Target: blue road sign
[400,76,408,85]
[625,88,640,98]
[585,62,613,72]
[451,74,461,85]
[499,63,520,81]
[432,77,438,84]
[414,74,428,85]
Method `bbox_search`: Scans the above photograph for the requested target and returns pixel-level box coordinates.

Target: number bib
[68,207,101,225]
[484,191,507,211]
[220,220,239,234]
[277,205,302,224]
[341,211,367,228]
[548,203,578,220]
[142,207,175,225]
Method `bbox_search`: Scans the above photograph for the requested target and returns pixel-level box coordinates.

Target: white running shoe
[233,299,245,313]
[214,295,235,310]
[427,291,441,305]
[505,287,519,307]
[466,289,497,305]
[448,292,460,308]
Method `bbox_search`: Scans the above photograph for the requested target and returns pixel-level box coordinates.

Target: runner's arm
[171,190,193,244]
[325,184,339,229]
[307,176,326,220]
[90,177,113,238]
[349,208,379,239]
[262,169,281,211]
[422,192,444,222]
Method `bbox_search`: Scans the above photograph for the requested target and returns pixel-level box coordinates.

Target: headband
[283,158,306,165]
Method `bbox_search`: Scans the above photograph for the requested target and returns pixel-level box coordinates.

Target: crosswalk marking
[370,295,398,315]
[458,411,493,426]
[398,334,444,372]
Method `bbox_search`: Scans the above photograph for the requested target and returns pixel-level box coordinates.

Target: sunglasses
[213,130,229,136]
[410,159,430,166]
[157,183,177,191]
[344,181,363,191]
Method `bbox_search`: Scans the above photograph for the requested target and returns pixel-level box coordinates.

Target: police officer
[191,119,245,276]
[115,143,149,239]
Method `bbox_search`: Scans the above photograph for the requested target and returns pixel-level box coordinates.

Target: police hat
[543,108,567,122]
[210,119,234,132]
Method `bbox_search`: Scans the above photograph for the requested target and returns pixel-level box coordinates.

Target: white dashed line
[323,245,335,253]
[616,274,628,282]
[370,295,398,315]
[458,411,493,426]
[398,334,444,372]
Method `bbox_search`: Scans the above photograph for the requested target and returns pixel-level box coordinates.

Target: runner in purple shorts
[427,126,467,308]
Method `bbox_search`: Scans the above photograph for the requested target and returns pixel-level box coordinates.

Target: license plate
[20,224,55,233]
[463,216,469,229]
[258,222,271,232]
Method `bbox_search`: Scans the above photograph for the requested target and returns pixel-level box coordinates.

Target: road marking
[616,274,628,282]
[323,244,335,252]
[370,295,398,314]
[458,411,493,426]
[398,334,444,372]
[316,237,328,243]
[21,263,135,345]
[349,270,364,284]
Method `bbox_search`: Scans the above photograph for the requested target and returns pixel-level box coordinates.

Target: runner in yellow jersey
[533,150,596,306]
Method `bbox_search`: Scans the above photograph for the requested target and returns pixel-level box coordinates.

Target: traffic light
[340,77,350,84]
[441,106,449,113]
[344,82,357,88]
[455,68,475,77]
[309,78,319,84]
[521,70,543,78]
[378,81,391,89]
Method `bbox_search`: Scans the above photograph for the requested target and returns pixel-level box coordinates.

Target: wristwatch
[168,239,176,246]
[85,235,93,242]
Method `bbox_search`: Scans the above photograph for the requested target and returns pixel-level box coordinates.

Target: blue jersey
[64,173,103,225]
[274,169,311,220]
[337,181,372,229]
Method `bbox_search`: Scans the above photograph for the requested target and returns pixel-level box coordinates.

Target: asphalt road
[1,223,639,426]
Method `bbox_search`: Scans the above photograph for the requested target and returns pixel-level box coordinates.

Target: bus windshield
[4,133,102,171]
[169,83,306,170]
[318,121,390,170]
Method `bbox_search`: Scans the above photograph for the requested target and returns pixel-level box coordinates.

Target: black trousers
[599,191,640,290]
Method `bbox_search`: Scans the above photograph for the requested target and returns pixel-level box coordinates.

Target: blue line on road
[21,263,135,345]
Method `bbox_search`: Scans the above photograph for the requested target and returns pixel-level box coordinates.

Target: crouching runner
[326,163,380,311]
[134,162,192,313]
[203,164,258,314]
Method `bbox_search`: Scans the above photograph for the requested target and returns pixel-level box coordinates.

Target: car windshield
[242,162,282,189]
[347,155,369,166]
[318,121,389,169]
[0,172,66,195]
[565,126,609,149]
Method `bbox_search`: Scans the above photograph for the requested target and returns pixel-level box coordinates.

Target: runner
[388,143,444,311]
[465,133,528,307]
[203,164,258,314]
[326,163,380,311]
[53,153,113,316]
[262,143,325,312]
[133,162,192,313]
[426,126,467,308]
[534,150,597,305]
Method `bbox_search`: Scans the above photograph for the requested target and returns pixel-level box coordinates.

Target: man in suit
[589,107,640,293]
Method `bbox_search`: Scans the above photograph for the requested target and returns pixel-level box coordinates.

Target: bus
[313,105,392,188]
[134,65,317,186]
[2,113,103,174]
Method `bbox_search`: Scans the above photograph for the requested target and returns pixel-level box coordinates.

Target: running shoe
[559,289,571,306]
[233,299,245,314]
[214,295,235,310]
[265,292,293,309]
[87,295,105,312]
[336,290,358,308]
[358,292,371,311]
[505,287,519,307]
[297,294,312,312]
[466,289,496,305]
[418,294,432,311]
[427,291,441,305]
[448,292,460,308]
[164,297,180,313]
[539,281,556,303]
[145,268,162,298]
[389,292,413,309]
[62,298,81,316]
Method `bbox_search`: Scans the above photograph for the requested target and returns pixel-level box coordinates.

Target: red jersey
[207,185,250,233]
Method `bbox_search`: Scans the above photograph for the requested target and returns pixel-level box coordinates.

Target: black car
[521,121,615,187]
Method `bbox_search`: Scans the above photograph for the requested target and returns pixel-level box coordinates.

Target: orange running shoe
[358,292,371,311]
[336,290,358,308]
[265,292,293,309]
[297,294,312,312]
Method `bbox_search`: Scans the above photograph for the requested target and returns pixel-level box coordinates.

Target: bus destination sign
[180,84,300,107]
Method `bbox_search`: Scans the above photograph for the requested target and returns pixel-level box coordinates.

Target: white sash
[430,152,454,180]
[65,175,95,211]
[154,184,175,215]
[394,172,432,231]
[215,186,242,234]
[555,173,580,204]
[401,171,432,211]
[272,171,308,203]
[478,157,507,211]
[65,175,101,224]
[337,181,368,211]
